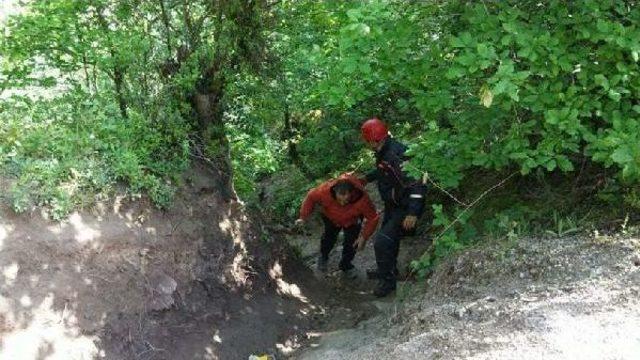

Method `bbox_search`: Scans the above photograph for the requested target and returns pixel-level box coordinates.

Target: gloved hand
[402,215,417,231]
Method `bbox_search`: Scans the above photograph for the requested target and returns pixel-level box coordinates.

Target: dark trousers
[320,215,361,271]
[373,205,408,282]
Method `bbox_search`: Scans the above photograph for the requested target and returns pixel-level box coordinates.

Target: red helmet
[361,118,388,142]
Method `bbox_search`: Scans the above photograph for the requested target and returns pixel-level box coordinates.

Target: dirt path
[296,234,640,359]
[281,218,432,357]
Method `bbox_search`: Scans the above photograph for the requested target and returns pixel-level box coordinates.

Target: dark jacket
[299,174,380,240]
[365,137,427,216]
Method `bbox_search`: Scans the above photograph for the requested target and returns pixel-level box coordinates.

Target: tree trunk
[92,64,98,94]
[192,87,237,201]
[282,104,315,180]
[95,5,128,119]
[159,0,173,55]
[113,67,128,119]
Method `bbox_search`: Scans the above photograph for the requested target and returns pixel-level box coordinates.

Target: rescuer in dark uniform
[361,118,427,297]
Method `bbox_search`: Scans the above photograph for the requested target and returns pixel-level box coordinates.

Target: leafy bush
[410,203,477,277]
[0,91,191,218]
[304,1,639,187]
[227,123,282,200]
[264,165,313,220]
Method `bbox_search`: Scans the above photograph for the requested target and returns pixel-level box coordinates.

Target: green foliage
[291,0,640,188]
[545,211,580,237]
[483,206,532,242]
[433,1,639,182]
[623,186,640,210]
[227,123,282,200]
[0,0,273,217]
[264,165,312,220]
[2,0,639,253]
[0,92,190,218]
[251,0,640,273]
[410,203,477,277]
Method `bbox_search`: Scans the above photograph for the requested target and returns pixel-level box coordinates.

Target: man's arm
[298,187,320,221]
[406,182,427,217]
[388,142,427,229]
[387,143,426,217]
[359,196,380,241]
[353,195,380,251]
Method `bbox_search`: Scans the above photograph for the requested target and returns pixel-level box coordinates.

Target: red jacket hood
[325,173,367,194]
[298,172,379,240]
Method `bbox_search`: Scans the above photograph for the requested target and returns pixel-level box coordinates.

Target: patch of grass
[0,92,191,219]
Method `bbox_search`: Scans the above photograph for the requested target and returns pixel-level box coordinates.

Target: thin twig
[431,171,518,243]
[423,173,469,207]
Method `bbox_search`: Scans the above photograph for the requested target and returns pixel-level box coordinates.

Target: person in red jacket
[296,173,379,277]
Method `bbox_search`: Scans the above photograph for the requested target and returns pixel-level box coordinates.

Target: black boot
[373,278,396,298]
[317,255,328,273]
[366,267,399,280]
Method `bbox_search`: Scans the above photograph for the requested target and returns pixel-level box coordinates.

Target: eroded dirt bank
[0,165,330,360]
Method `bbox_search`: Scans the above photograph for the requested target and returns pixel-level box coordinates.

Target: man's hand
[402,215,418,231]
[353,236,367,251]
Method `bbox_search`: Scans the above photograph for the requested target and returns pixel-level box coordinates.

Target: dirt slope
[0,164,322,360]
[297,234,640,359]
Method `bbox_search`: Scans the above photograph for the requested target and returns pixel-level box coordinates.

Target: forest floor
[1,166,640,359]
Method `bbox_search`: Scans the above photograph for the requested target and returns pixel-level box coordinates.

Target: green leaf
[446,66,465,79]
[459,32,473,46]
[346,9,361,21]
[608,89,621,102]
[479,84,493,108]
[594,74,609,90]
[545,110,559,125]
[450,36,465,48]
[545,159,557,171]
[596,19,609,33]
[557,156,574,172]
[476,43,495,59]
[611,147,633,164]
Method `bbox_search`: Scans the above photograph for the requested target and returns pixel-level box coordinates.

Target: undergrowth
[0,91,191,220]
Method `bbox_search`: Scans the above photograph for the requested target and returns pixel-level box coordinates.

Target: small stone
[454,307,467,319]
[561,285,573,292]
[148,271,178,311]
[484,296,497,302]
[632,254,640,267]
